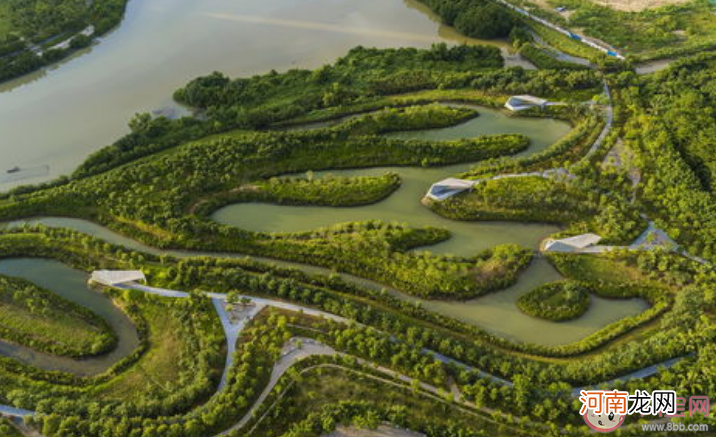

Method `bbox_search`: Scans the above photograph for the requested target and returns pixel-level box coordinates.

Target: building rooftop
[90,270,146,286]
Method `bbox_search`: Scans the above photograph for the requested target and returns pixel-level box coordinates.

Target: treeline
[0,228,225,423]
[517,280,590,321]
[430,175,644,244]
[0,0,129,84]
[613,55,716,262]
[1,224,709,427]
[415,0,515,39]
[194,172,401,214]
[70,46,598,180]
[519,44,589,71]
[32,313,288,437]
[0,113,532,300]
[333,103,478,136]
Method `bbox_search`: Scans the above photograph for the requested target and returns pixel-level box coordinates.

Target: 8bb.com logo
[579,390,711,433]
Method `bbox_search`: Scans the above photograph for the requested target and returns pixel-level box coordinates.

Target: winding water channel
[0,258,140,375]
[0,0,531,189]
[0,0,648,374]
[2,110,647,367]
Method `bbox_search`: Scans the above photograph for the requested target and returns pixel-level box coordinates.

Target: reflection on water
[392,258,649,345]
[0,258,140,375]
[0,0,529,190]
[212,106,570,256]
[2,216,648,345]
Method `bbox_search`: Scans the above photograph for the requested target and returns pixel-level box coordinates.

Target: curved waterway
[213,107,571,256]
[0,258,140,376]
[3,216,648,346]
[2,219,648,347]
[0,0,532,190]
[208,114,648,345]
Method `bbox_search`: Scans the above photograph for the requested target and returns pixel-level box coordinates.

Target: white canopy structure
[426,178,475,201]
[505,95,550,111]
[90,270,146,287]
[544,233,602,253]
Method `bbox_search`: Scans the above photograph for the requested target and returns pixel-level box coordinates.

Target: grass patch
[548,253,649,283]
[0,4,12,38]
[247,365,514,437]
[0,275,116,357]
[92,296,224,403]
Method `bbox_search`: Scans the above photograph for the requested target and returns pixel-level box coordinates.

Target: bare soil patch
[589,0,691,12]
[527,0,691,12]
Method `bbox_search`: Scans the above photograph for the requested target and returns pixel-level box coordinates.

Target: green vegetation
[0,275,116,357]
[93,296,221,402]
[605,54,716,262]
[191,172,402,215]
[0,45,594,300]
[541,0,716,59]
[245,367,510,437]
[518,43,589,70]
[415,0,516,39]
[429,176,644,243]
[250,173,399,207]
[334,103,479,134]
[0,419,22,437]
[517,280,590,321]
[0,0,128,83]
[6,17,716,436]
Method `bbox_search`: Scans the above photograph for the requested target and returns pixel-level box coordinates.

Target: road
[494,0,624,59]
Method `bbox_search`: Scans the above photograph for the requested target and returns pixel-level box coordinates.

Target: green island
[1,0,716,435]
[0,275,116,357]
[516,280,590,321]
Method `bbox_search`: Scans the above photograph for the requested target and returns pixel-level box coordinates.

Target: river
[0,0,646,369]
[0,0,531,189]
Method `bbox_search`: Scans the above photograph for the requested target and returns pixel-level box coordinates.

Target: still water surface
[210,112,647,345]
[0,0,645,367]
[0,258,140,375]
[0,0,530,189]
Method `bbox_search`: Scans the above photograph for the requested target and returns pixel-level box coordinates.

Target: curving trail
[0,279,688,435]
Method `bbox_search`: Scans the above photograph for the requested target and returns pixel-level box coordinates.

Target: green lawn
[93,297,224,402]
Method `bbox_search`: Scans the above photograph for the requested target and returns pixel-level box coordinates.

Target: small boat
[6,166,20,174]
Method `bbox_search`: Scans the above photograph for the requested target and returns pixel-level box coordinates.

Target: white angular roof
[557,233,602,248]
[544,233,603,252]
[426,178,476,201]
[90,270,146,286]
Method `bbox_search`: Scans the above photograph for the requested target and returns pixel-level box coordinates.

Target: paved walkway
[218,338,337,435]
[495,0,624,59]
[0,281,690,435]
[585,81,614,158]
[0,405,34,419]
[211,298,265,391]
[572,356,685,396]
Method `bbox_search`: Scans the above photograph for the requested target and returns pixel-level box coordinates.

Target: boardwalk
[0,405,34,419]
